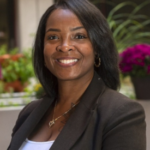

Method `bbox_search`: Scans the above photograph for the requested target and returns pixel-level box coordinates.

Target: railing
[0,92,35,107]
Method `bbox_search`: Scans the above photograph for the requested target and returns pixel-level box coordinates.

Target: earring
[95,55,101,67]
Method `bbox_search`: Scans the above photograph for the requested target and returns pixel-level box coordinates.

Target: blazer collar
[50,72,106,150]
[10,72,106,150]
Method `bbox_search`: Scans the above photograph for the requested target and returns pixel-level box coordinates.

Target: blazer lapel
[10,95,55,150]
[50,72,106,150]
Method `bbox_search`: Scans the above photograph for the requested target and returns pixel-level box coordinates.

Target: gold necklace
[49,100,80,128]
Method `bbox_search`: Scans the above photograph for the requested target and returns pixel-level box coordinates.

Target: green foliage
[0,45,34,83]
[0,45,19,55]
[34,83,45,99]
[107,1,150,52]
[2,57,34,83]
[0,81,4,93]
[0,45,7,55]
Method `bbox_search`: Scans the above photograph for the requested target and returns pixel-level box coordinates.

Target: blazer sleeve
[102,100,146,150]
[11,99,42,137]
[7,100,42,150]
[7,99,42,150]
[11,102,33,137]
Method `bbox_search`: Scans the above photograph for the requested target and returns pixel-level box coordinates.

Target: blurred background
[0,0,150,149]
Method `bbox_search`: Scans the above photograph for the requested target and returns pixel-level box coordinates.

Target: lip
[55,57,79,67]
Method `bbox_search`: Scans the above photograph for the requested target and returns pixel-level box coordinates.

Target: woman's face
[44,8,95,81]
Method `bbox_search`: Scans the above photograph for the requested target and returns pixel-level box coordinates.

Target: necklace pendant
[49,120,55,128]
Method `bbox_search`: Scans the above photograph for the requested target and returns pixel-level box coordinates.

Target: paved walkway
[0,107,23,150]
[0,100,150,150]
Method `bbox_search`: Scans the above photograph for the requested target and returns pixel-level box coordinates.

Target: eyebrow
[71,26,84,31]
[46,28,61,32]
[46,26,84,33]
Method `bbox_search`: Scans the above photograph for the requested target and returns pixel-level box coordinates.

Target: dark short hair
[33,0,120,97]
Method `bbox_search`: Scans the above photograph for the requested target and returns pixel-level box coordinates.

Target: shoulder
[97,87,146,136]
[98,87,145,115]
[12,99,42,136]
[96,88,146,149]
[19,99,42,117]
[97,87,146,130]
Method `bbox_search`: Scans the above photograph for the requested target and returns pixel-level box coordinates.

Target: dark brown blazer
[8,73,146,150]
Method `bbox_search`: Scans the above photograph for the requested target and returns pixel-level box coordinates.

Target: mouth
[56,58,79,67]
[58,59,78,64]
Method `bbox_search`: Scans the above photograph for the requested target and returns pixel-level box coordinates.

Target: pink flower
[119,44,150,77]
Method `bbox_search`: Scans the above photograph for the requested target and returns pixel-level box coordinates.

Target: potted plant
[0,45,34,93]
[119,44,150,99]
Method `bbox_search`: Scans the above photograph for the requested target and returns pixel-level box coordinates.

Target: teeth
[58,59,78,64]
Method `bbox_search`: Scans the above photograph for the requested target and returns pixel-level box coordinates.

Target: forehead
[46,8,83,29]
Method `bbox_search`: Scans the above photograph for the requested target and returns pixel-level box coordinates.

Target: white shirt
[19,139,54,150]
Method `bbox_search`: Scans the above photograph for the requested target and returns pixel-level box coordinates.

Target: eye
[47,35,59,40]
[75,34,86,39]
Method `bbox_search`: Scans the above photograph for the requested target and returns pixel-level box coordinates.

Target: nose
[56,39,75,52]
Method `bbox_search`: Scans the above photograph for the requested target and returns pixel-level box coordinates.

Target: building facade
[0,0,53,51]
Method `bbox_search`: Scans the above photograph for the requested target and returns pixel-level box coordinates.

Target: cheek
[81,44,95,64]
[44,43,52,58]
[86,51,95,67]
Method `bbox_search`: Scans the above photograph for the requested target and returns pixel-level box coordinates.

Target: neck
[57,72,94,105]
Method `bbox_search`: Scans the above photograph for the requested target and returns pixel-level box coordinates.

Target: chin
[55,72,82,81]
[57,75,79,81]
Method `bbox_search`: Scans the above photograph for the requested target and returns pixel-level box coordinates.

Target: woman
[8,0,146,150]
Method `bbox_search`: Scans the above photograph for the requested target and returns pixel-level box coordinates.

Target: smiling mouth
[58,59,78,64]
[56,58,79,67]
